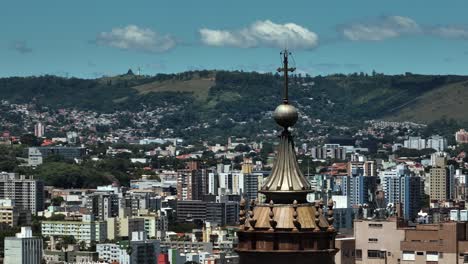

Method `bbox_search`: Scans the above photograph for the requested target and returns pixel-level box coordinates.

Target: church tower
[235,50,338,264]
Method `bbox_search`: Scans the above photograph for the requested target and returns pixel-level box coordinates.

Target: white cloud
[430,26,468,39]
[199,20,318,49]
[96,25,176,53]
[339,16,421,41]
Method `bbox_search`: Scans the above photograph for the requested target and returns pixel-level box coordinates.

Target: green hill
[0,71,467,137]
[385,81,468,123]
[133,76,215,101]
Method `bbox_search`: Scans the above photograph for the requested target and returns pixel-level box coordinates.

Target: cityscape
[2,1,468,264]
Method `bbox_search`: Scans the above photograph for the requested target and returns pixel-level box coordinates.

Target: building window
[368,238,378,243]
[368,223,383,228]
[426,252,439,262]
[368,250,385,259]
[356,249,362,259]
[402,251,415,261]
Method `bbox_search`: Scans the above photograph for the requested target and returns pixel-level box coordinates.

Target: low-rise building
[44,246,98,264]
[0,199,31,227]
[400,222,468,263]
[354,218,405,264]
[41,215,107,244]
[335,237,355,264]
[354,218,468,264]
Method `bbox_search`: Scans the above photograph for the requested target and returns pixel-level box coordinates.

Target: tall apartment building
[0,173,44,214]
[86,192,119,220]
[208,172,218,195]
[426,135,447,152]
[242,172,266,202]
[429,154,450,201]
[34,122,45,138]
[404,136,426,150]
[4,227,43,264]
[430,167,449,201]
[381,175,422,220]
[348,161,377,177]
[176,172,192,201]
[177,167,209,201]
[193,169,209,200]
[349,176,378,207]
[311,144,346,160]
[456,129,468,144]
[219,171,244,195]
[455,169,468,200]
[121,192,162,216]
[403,135,447,151]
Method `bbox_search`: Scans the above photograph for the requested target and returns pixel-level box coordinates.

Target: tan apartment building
[353,218,468,264]
[400,222,468,264]
[0,199,31,227]
[430,167,448,201]
[354,218,405,264]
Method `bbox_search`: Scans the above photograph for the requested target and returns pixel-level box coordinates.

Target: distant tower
[34,122,44,138]
[235,50,337,264]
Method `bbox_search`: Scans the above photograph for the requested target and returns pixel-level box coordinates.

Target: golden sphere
[273,103,298,128]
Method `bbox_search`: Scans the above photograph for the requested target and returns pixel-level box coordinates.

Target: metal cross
[277,49,296,104]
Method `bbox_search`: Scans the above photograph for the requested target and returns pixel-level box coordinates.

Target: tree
[51,196,64,206]
[234,144,251,153]
[48,214,66,221]
[60,235,76,248]
[20,134,39,146]
[79,240,87,251]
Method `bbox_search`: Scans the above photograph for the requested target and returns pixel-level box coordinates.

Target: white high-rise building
[4,227,43,264]
[0,173,44,214]
[403,136,426,150]
[403,135,447,151]
[34,122,44,138]
[427,135,447,152]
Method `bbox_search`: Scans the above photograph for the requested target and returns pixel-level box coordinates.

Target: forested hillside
[1,70,467,130]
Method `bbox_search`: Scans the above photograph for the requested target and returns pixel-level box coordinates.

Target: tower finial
[274,49,298,129]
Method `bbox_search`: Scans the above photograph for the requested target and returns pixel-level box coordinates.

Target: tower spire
[260,50,311,204]
[235,50,337,264]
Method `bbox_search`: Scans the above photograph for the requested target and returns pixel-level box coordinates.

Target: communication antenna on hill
[137,67,142,76]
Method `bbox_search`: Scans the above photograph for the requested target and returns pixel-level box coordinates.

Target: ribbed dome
[259,130,312,203]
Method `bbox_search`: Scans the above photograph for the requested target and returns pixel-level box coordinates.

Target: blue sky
[2,0,468,78]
